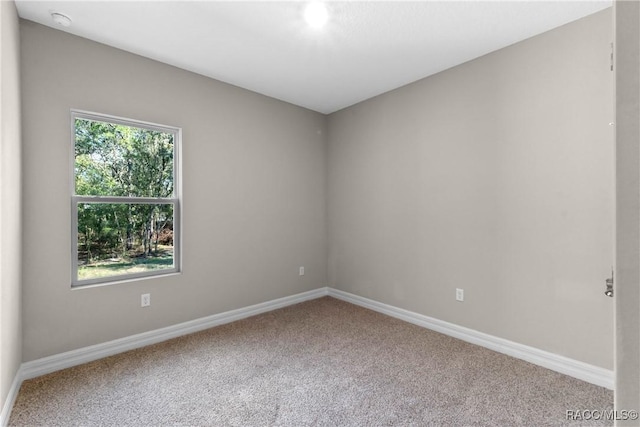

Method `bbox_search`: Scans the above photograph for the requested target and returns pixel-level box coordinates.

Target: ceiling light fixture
[51,12,72,28]
[304,2,328,29]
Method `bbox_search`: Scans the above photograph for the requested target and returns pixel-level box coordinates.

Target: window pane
[77,203,175,281]
[74,118,174,197]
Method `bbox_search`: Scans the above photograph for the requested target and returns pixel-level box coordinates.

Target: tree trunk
[85,230,92,262]
[126,205,132,251]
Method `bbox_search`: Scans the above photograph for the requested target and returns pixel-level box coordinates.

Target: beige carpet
[10,297,612,426]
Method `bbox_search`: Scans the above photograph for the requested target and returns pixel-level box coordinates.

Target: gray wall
[20,21,327,361]
[20,7,617,374]
[615,0,640,419]
[0,0,22,408]
[327,10,614,369]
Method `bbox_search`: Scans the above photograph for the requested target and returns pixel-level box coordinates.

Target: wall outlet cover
[141,293,151,307]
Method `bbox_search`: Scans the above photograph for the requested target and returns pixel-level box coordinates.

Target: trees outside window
[72,111,180,286]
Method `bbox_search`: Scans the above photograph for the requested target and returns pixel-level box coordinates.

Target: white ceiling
[15,1,612,114]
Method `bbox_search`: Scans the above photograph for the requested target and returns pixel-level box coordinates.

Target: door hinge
[610,42,614,71]
[605,268,614,297]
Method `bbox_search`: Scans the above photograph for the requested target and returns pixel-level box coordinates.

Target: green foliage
[75,118,175,272]
[75,118,174,197]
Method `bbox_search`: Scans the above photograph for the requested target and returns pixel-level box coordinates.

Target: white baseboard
[20,287,329,382]
[328,288,614,390]
[2,285,613,425]
[0,369,22,427]
[2,287,329,426]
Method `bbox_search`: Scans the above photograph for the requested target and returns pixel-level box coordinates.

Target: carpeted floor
[10,297,613,426]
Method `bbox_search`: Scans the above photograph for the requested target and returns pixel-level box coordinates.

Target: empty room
[1,0,639,425]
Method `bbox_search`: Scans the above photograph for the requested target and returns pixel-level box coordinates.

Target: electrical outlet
[456,288,464,302]
[141,293,151,307]
[299,266,305,276]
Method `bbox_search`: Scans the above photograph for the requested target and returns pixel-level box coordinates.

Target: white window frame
[71,110,182,287]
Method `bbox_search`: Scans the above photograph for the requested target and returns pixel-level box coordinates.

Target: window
[71,111,181,287]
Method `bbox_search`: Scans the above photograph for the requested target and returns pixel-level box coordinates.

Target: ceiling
[15,1,612,114]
